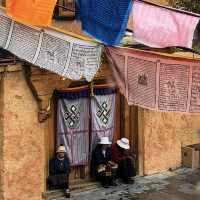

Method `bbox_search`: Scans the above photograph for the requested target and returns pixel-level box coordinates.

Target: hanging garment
[91,89,116,151]
[132,0,200,48]
[76,0,132,45]
[56,92,90,166]
[0,9,102,81]
[6,0,57,26]
[106,46,200,113]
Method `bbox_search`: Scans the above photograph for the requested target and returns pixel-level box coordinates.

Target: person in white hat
[111,138,136,184]
[90,137,117,188]
[48,145,70,198]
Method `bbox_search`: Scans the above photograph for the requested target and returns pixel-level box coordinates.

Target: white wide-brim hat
[117,138,130,150]
[99,137,112,145]
[57,145,66,153]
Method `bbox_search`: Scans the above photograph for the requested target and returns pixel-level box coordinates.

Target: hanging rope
[90,81,95,97]
[55,3,75,13]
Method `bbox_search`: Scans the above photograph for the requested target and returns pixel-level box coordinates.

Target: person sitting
[90,137,118,188]
[111,138,136,184]
[48,145,70,198]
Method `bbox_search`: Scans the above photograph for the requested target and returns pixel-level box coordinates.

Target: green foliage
[169,0,200,13]
[169,0,200,51]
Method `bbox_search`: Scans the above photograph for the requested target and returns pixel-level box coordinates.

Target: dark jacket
[90,144,112,178]
[49,155,70,175]
[111,143,128,163]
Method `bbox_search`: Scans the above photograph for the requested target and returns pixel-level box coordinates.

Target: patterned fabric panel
[91,93,116,151]
[57,97,90,166]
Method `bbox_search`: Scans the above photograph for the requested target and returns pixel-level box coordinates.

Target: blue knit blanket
[75,0,132,45]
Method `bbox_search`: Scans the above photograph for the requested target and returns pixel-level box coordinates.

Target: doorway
[46,88,139,184]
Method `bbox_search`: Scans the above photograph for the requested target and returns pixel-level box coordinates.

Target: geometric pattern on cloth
[57,98,90,166]
[0,9,102,82]
[106,46,200,113]
[96,101,111,125]
[64,104,80,129]
[90,93,116,151]
[132,0,200,48]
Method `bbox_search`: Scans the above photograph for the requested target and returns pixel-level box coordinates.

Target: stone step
[43,180,99,200]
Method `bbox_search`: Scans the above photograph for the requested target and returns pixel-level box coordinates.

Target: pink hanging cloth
[132,0,200,48]
[106,46,200,113]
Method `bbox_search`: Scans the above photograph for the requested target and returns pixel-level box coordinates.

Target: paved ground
[57,168,200,200]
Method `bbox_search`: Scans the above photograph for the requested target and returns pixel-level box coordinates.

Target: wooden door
[120,95,139,173]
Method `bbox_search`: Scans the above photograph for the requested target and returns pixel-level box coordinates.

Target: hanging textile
[56,91,90,166]
[106,46,200,113]
[132,0,200,48]
[6,0,57,26]
[76,0,132,45]
[0,9,102,81]
[91,89,116,151]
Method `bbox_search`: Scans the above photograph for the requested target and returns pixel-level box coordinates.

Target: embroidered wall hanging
[0,9,102,81]
[57,97,90,166]
[91,92,116,151]
[106,46,200,113]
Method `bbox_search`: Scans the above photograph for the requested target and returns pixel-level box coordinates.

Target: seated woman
[48,145,70,198]
[90,137,118,188]
[111,138,136,184]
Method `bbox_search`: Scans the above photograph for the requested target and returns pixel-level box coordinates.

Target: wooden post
[138,107,145,176]
[120,95,131,139]
[130,106,139,170]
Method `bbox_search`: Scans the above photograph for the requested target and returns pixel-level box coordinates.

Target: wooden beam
[124,100,131,140]
[138,107,145,176]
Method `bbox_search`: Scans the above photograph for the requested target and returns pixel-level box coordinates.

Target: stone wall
[140,109,200,175]
[0,67,45,200]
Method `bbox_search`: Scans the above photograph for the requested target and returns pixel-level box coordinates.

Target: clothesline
[4,1,200,50]
[55,0,200,50]
[118,46,200,61]
[0,5,95,43]
[124,28,200,56]
[1,5,200,61]
[137,0,200,17]
[55,3,75,13]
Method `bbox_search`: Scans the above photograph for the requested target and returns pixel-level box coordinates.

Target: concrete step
[43,180,99,200]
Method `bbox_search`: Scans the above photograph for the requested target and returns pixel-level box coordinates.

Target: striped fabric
[91,93,116,152]
[132,0,200,48]
[76,0,132,45]
[57,97,90,166]
[6,0,57,26]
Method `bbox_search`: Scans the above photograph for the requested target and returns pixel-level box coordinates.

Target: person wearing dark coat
[111,138,136,184]
[48,145,70,198]
[90,137,117,188]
